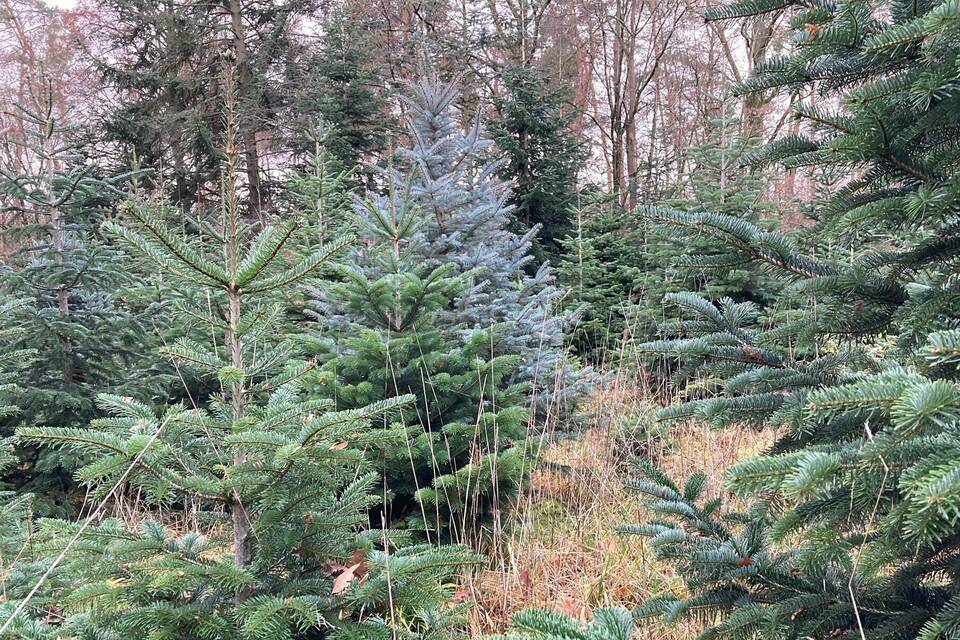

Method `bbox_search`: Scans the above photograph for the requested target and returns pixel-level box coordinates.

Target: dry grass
[465,378,775,637]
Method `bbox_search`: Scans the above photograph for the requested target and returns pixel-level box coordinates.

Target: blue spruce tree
[391,74,579,407]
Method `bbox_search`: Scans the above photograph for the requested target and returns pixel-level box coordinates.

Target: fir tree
[2,77,477,640]
[494,607,633,640]
[283,124,356,251]
[306,183,531,541]
[295,3,390,187]
[93,0,225,212]
[557,109,778,361]
[626,0,960,637]
[0,298,40,639]
[489,65,585,261]
[94,0,318,216]
[631,105,780,335]
[0,299,35,423]
[556,193,649,361]
[0,98,167,514]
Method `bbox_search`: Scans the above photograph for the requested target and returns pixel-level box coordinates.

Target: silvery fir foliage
[312,73,587,406]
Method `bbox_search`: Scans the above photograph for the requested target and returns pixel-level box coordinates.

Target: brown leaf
[332,563,361,594]
[329,441,349,451]
[323,559,346,574]
[347,548,369,578]
[558,595,584,620]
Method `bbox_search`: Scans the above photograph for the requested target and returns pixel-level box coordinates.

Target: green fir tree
[94,0,320,216]
[624,0,960,638]
[557,108,779,362]
[306,183,531,542]
[489,65,585,261]
[0,98,168,514]
[556,193,648,362]
[494,607,633,640]
[283,123,356,251]
[295,3,390,187]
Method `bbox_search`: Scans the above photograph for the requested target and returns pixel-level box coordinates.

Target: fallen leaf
[332,563,361,594]
[559,595,584,620]
[329,441,349,451]
[323,559,346,574]
[347,548,369,578]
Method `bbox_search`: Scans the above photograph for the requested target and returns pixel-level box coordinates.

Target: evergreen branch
[235,221,299,287]
[244,235,352,293]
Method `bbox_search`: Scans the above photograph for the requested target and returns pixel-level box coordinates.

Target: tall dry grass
[465,374,775,637]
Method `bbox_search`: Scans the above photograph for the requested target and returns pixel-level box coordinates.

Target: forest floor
[465,377,774,637]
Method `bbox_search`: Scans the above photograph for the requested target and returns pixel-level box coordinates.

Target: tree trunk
[625,117,639,210]
[44,131,74,383]
[227,289,252,573]
[222,75,253,597]
[741,15,780,137]
[226,0,265,220]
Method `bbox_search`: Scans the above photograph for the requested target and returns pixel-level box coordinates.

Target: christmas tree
[626,0,960,637]
[0,96,168,515]
[376,73,580,410]
[307,182,531,542]
[489,65,585,262]
[294,2,390,188]
[557,106,779,362]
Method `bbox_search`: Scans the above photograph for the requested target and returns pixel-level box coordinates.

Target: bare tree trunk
[593,0,682,206]
[740,14,782,136]
[625,118,639,209]
[645,75,661,198]
[622,0,640,209]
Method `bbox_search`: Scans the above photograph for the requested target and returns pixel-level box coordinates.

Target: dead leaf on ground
[347,548,369,577]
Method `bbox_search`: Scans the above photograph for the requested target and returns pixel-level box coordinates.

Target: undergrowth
[466,374,774,637]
